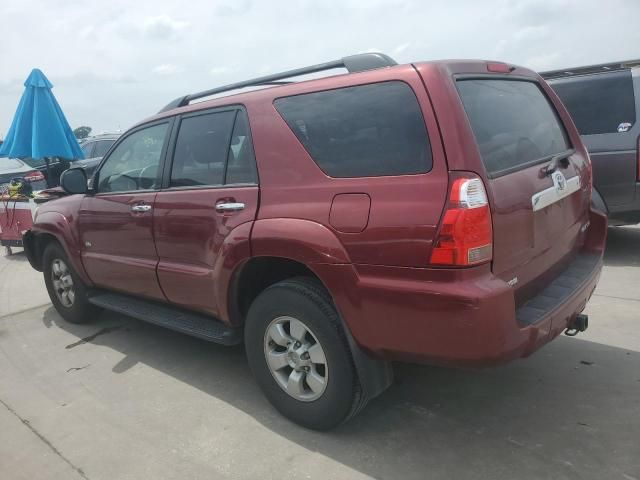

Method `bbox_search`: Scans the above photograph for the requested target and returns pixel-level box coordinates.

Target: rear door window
[457,79,570,177]
[226,110,258,184]
[548,70,636,135]
[93,140,115,158]
[274,81,432,177]
[81,142,95,158]
[170,111,236,187]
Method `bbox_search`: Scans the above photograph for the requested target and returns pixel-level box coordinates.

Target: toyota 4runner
[23,53,606,430]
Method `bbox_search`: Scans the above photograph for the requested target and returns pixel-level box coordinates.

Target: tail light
[429,173,493,266]
[23,170,45,183]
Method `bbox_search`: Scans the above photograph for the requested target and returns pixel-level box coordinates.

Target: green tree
[73,126,92,139]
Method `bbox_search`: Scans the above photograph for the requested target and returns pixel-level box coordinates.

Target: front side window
[97,123,168,193]
[274,81,432,178]
[549,70,636,135]
[457,79,570,176]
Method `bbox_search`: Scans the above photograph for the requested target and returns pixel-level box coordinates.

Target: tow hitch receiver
[565,314,589,336]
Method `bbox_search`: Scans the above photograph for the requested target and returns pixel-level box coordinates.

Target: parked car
[21,157,70,187]
[0,158,47,192]
[74,133,120,179]
[541,60,640,225]
[23,53,606,430]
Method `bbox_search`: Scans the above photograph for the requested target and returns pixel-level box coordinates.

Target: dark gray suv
[76,133,120,178]
[542,60,640,225]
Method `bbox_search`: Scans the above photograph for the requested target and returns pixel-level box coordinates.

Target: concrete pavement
[0,227,639,480]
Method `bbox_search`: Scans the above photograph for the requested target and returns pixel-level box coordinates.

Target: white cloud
[142,14,190,39]
[1,0,639,136]
[392,42,411,56]
[209,66,233,76]
[152,64,182,75]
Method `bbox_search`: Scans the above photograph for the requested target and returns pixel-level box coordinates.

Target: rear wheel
[245,277,363,430]
[43,242,99,324]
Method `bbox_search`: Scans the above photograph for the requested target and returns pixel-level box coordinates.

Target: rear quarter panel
[245,64,449,267]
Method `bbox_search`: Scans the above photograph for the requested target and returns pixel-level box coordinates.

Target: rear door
[548,69,638,207]
[79,121,171,300]
[153,108,259,316]
[92,139,116,159]
[455,78,591,299]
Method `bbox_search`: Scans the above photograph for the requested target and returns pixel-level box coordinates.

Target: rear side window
[274,81,432,177]
[457,79,570,176]
[549,70,636,135]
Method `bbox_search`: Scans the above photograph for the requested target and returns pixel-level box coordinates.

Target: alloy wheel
[51,259,75,307]
[263,316,328,402]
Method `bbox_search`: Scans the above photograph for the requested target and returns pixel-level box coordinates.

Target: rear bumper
[317,208,607,367]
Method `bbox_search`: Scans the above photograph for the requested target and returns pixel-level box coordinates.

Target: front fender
[250,218,350,264]
[32,211,92,285]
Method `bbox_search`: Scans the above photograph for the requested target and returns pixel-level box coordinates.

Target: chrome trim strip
[531,175,581,211]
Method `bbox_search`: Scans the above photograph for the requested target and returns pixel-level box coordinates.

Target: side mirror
[60,168,88,194]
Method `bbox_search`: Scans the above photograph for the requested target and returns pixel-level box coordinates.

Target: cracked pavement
[0,226,639,480]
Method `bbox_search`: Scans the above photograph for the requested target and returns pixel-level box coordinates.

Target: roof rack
[158,52,397,113]
[540,59,640,80]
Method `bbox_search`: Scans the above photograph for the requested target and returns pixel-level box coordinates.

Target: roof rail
[158,52,397,113]
[540,59,640,80]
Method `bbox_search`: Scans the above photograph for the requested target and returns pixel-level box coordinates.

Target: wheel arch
[28,211,92,285]
[227,254,394,403]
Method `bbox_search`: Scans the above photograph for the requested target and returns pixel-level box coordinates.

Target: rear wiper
[543,150,574,176]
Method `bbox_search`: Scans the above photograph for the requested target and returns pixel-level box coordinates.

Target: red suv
[23,53,606,429]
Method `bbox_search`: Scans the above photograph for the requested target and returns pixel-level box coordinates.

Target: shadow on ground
[603,226,640,267]
[1,249,27,262]
[42,304,640,480]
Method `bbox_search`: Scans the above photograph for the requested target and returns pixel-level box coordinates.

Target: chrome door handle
[131,204,152,213]
[215,202,245,212]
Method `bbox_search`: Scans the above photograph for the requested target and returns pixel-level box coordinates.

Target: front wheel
[245,277,364,430]
[43,242,99,324]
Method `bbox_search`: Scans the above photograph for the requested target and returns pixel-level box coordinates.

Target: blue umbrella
[0,69,84,186]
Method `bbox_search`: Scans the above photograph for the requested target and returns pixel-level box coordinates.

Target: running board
[88,292,242,345]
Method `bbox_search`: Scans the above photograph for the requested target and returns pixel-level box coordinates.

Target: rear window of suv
[548,70,636,135]
[457,79,570,177]
[274,81,432,177]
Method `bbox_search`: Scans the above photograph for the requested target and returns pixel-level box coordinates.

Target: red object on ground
[0,196,36,248]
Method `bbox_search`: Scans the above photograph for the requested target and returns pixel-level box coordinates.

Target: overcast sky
[1,0,639,137]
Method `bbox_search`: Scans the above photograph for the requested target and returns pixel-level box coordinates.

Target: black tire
[245,276,363,430]
[42,242,100,324]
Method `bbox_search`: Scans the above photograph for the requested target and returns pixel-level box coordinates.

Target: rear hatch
[455,77,592,303]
